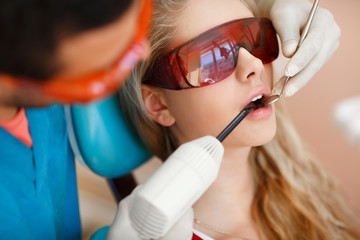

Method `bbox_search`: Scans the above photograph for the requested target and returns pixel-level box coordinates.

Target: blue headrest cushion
[67,95,151,178]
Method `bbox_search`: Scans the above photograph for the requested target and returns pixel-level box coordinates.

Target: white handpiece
[129,135,224,239]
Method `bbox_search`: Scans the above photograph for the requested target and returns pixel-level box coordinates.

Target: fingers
[274,37,338,97]
[270,1,341,97]
[285,8,340,78]
[270,0,311,57]
[272,76,288,96]
[274,14,300,58]
[284,34,322,78]
[275,53,323,97]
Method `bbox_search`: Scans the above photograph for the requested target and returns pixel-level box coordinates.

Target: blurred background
[286,0,360,213]
[77,0,360,238]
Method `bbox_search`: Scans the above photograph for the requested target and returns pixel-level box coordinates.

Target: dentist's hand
[253,0,341,97]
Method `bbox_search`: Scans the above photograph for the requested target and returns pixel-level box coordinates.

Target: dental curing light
[129,136,224,239]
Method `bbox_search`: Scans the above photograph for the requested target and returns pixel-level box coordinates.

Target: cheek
[165,87,237,142]
[164,64,276,147]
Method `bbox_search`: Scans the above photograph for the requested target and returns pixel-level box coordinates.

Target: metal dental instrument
[216,0,319,142]
[259,0,320,106]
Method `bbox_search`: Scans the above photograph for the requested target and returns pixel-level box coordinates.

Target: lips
[242,85,273,121]
[243,85,271,109]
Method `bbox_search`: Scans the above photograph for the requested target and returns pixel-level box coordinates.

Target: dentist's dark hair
[0,0,133,80]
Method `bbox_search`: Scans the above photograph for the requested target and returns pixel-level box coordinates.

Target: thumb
[272,15,300,58]
[270,0,312,58]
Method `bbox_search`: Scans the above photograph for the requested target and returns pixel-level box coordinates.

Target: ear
[142,85,175,127]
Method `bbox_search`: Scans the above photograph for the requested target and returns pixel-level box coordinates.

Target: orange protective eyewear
[1,0,152,103]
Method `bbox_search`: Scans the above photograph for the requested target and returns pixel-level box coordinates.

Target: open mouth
[245,94,266,109]
[251,94,263,102]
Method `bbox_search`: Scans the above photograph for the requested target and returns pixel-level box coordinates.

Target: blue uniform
[0,105,81,240]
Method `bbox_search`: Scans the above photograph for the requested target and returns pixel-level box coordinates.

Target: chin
[224,118,277,148]
[249,128,276,147]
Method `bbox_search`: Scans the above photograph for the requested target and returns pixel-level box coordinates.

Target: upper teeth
[252,94,263,102]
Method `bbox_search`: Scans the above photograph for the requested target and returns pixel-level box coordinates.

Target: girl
[119,0,360,239]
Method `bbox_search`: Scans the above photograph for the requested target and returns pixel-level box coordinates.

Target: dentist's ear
[142,85,176,127]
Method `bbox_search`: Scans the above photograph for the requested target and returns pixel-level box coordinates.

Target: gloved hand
[250,0,341,97]
[106,188,194,240]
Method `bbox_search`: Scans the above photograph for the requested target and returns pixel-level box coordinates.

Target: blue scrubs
[0,105,81,240]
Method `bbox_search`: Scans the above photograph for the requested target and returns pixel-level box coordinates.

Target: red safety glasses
[143,18,279,90]
[0,0,152,103]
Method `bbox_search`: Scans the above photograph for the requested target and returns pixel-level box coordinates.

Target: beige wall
[284,0,360,212]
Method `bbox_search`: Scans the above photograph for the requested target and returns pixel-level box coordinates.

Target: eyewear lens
[144,18,279,90]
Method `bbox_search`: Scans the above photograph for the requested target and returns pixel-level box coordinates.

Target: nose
[233,47,264,83]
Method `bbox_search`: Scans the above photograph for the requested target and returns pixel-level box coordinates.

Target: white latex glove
[250,0,341,97]
[107,188,194,240]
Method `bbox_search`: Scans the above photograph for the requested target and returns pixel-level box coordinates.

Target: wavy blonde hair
[119,0,360,239]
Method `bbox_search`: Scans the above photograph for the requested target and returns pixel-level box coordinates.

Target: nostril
[247,72,255,78]
[236,43,251,53]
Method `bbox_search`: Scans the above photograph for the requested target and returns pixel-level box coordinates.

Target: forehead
[170,0,254,48]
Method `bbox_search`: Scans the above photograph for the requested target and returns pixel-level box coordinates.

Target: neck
[0,104,19,121]
[193,145,260,238]
[194,145,255,222]
[0,83,20,120]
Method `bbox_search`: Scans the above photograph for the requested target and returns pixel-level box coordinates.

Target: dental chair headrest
[65,95,151,178]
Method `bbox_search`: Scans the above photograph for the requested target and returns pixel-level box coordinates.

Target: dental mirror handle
[297,0,320,50]
[216,107,254,142]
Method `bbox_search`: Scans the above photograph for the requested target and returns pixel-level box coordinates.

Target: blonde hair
[119,0,360,239]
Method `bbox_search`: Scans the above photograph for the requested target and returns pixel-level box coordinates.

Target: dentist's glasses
[0,0,152,103]
[143,18,279,90]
